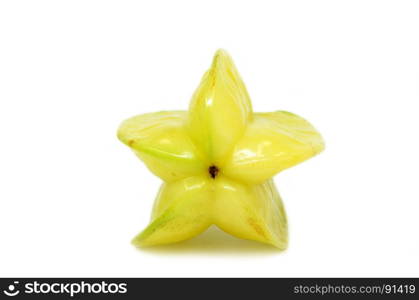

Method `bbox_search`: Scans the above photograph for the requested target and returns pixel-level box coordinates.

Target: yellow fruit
[118,49,324,249]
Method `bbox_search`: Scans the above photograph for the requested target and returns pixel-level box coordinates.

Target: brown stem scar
[208,165,219,179]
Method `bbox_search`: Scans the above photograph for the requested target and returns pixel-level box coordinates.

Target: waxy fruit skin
[117,50,324,249]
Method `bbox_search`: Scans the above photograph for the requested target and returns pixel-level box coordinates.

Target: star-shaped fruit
[117,50,324,249]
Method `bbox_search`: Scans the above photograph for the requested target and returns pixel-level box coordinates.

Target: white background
[1,0,418,277]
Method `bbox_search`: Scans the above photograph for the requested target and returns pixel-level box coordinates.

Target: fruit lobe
[187,50,253,165]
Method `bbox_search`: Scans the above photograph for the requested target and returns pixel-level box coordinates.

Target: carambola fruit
[117,50,324,249]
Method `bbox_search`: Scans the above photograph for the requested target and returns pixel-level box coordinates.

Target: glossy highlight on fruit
[117,50,324,249]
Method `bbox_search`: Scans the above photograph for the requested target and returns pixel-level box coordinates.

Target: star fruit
[117,50,324,249]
